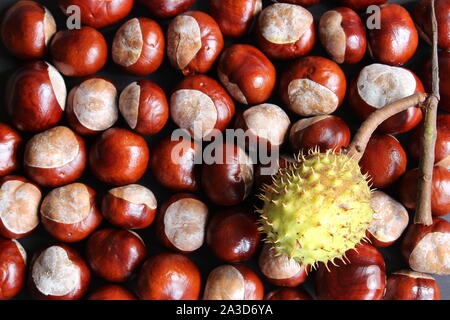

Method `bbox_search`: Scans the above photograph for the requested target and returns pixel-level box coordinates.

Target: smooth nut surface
[319,10,346,63]
[110,184,157,209]
[203,265,245,300]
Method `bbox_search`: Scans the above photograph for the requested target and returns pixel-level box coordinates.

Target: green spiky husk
[258,149,374,267]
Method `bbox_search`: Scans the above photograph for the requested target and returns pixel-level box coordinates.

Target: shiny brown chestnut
[422,51,450,113]
[170,75,235,140]
[279,56,346,116]
[102,184,157,230]
[256,3,315,60]
[138,0,195,19]
[119,80,169,135]
[29,244,90,300]
[57,0,133,29]
[384,270,441,300]
[0,238,26,300]
[86,228,147,282]
[40,183,102,242]
[234,103,291,152]
[0,123,23,177]
[289,115,350,153]
[24,126,86,187]
[207,207,260,262]
[150,135,201,192]
[87,285,137,300]
[167,11,223,75]
[408,114,450,164]
[366,4,418,66]
[413,0,450,50]
[217,44,276,105]
[367,191,409,247]
[6,61,66,132]
[0,176,41,239]
[50,27,108,77]
[319,7,366,64]
[156,193,208,254]
[66,77,118,136]
[259,244,308,287]
[137,252,201,300]
[359,134,407,188]
[89,128,149,186]
[265,287,312,300]
[254,155,294,190]
[315,242,386,300]
[112,17,165,76]
[401,218,450,275]
[203,264,264,300]
[1,1,56,60]
[398,166,450,217]
[201,143,254,206]
[348,64,424,134]
[336,0,387,11]
[209,0,262,38]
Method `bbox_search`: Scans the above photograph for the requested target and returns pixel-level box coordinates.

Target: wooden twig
[414,0,440,226]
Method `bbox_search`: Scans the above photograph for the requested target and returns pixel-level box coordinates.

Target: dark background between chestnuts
[0,0,448,299]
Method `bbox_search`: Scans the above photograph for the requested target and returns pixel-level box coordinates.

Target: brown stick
[414,0,440,226]
[345,93,427,161]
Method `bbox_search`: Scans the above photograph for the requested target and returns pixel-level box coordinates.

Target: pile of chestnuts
[0,0,448,301]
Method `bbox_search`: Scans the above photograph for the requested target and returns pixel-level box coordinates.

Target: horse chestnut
[413,0,450,50]
[0,238,26,300]
[384,270,441,300]
[138,0,195,19]
[0,123,23,177]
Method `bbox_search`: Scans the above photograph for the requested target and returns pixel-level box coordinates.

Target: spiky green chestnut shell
[258,150,373,267]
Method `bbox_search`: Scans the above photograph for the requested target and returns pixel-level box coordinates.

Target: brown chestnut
[217,44,276,105]
[156,193,208,254]
[201,143,254,206]
[89,128,149,186]
[86,228,147,282]
[24,126,86,187]
[289,115,350,153]
[366,4,418,66]
[209,0,262,38]
[258,244,308,287]
[413,0,450,50]
[359,134,407,188]
[265,287,312,300]
[367,191,409,247]
[234,103,291,152]
[66,77,118,136]
[102,184,157,230]
[170,75,235,140]
[40,183,102,242]
[0,176,41,239]
[29,244,90,300]
[112,17,165,76]
[119,80,169,135]
[401,218,450,275]
[167,11,224,75]
[348,64,424,134]
[398,166,450,217]
[203,264,264,300]
[57,0,133,28]
[279,56,346,116]
[422,50,450,113]
[319,7,366,64]
[150,135,201,192]
[256,3,315,60]
[0,238,26,300]
[0,123,23,177]
[384,270,441,300]
[315,242,386,300]
[335,0,387,11]
[87,285,137,300]
[137,252,201,300]
[409,114,450,164]
[1,1,56,60]
[206,207,260,262]
[50,26,108,77]
[6,61,66,132]
[138,0,195,19]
